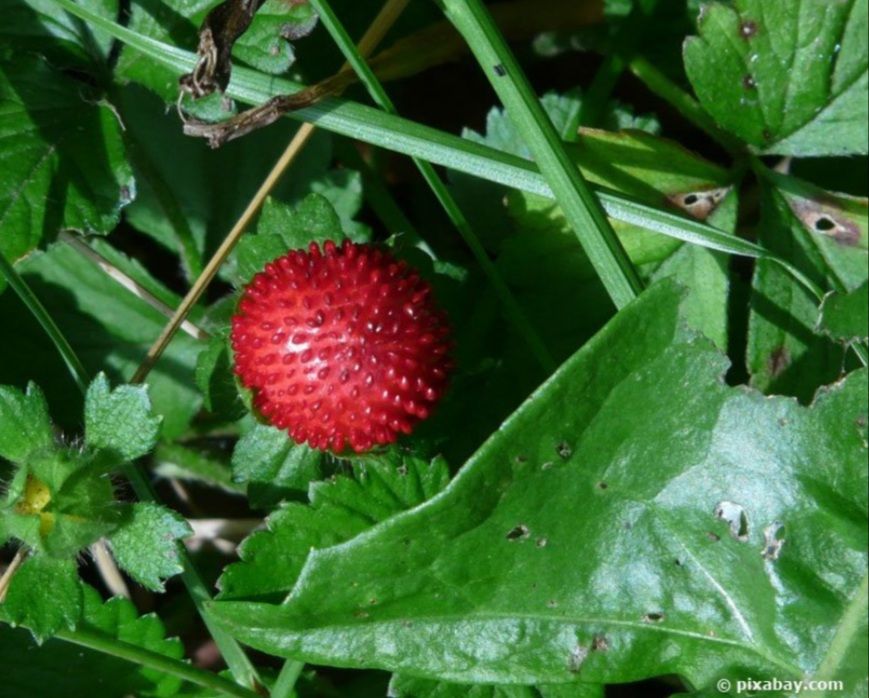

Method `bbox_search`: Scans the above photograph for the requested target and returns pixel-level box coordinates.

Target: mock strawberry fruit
[231,240,452,453]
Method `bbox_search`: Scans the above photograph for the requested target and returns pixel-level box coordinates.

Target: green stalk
[0,250,89,395]
[310,0,556,372]
[270,660,306,698]
[569,53,626,137]
[123,465,261,690]
[628,56,743,155]
[434,0,642,309]
[54,627,261,698]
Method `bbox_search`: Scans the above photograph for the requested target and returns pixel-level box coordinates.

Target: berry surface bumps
[231,240,451,453]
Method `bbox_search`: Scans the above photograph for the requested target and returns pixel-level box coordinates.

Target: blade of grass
[53,627,262,698]
[434,0,642,309]
[309,0,556,372]
[45,0,727,250]
[50,0,830,304]
[0,249,89,394]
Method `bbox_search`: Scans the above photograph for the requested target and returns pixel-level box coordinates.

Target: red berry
[231,240,452,453]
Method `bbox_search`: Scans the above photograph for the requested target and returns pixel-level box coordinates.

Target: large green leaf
[0,56,133,272]
[0,240,202,436]
[389,675,603,698]
[684,0,869,156]
[212,281,868,692]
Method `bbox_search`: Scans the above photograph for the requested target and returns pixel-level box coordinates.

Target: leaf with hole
[212,281,868,690]
[746,179,865,401]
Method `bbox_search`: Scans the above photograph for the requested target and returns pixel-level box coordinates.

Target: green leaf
[212,281,868,691]
[818,282,869,344]
[230,423,325,510]
[764,170,868,288]
[0,382,55,463]
[389,675,604,698]
[77,585,186,696]
[107,502,192,592]
[218,450,450,602]
[650,190,739,350]
[684,0,869,156]
[230,0,318,75]
[195,332,246,421]
[0,56,133,267]
[1,555,82,641]
[0,240,202,437]
[0,583,186,697]
[0,0,118,65]
[233,194,366,286]
[85,373,162,461]
[746,182,857,401]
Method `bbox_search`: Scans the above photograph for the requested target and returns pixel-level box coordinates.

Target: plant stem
[60,233,209,341]
[54,627,262,698]
[435,0,643,310]
[270,660,306,698]
[0,250,89,394]
[0,548,29,603]
[628,55,742,155]
[122,464,262,690]
[310,0,556,372]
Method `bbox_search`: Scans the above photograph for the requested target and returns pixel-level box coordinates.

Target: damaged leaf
[684,0,869,156]
[211,281,868,690]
